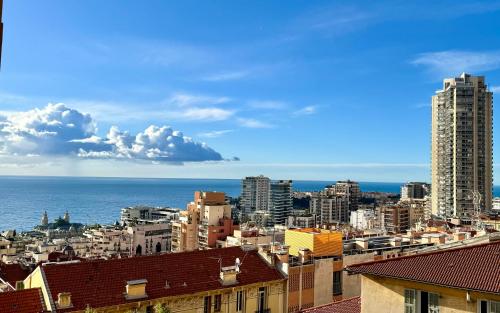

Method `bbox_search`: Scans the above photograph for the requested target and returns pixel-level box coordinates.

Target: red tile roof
[301,297,360,313]
[41,247,284,312]
[0,262,32,288]
[0,288,46,313]
[346,241,500,294]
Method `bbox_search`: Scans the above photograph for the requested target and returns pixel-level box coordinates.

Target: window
[491,301,500,313]
[236,290,244,312]
[258,287,267,313]
[214,294,222,312]
[480,300,500,313]
[332,271,342,295]
[404,289,416,313]
[204,296,211,313]
[428,293,439,313]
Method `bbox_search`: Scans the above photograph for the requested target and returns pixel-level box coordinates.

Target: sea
[0,176,498,232]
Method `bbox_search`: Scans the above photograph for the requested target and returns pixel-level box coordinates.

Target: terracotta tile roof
[301,297,360,313]
[41,246,284,312]
[346,241,500,294]
[0,288,46,313]
[0,262,32,288]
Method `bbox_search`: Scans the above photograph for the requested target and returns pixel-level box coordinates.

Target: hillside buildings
[431,73,493,218]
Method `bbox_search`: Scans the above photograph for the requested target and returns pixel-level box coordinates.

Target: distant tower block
[63,211,70,223]
[41,211,49,226]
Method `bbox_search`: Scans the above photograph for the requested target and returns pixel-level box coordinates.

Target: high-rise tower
[431,73,493,218]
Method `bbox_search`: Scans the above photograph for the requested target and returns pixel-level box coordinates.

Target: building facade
[282,229,344,312]
[431,73,493,218]
[172,191,237,252]
[269,180,293,226]
[379,205,410,234]
[241,176,271,213]
[400,182,430,201]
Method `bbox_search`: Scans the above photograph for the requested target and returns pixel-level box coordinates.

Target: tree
[154,303,171,313]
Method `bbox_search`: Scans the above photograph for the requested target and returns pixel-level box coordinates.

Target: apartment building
[331,181,360,213]
[281,228,344,312]
[379,205,410,234]
[431,73,493,218]
[120,206,180,226]
[241,176,271,213]
[199,194,238,250]
[400,182,430,200]
[349,209,376,230]
[172,191,237,252]
[310,195,349,225]
[346,241,500,313]
[23,246,286,313]
[269,180,293,226]
[310,181,360,225]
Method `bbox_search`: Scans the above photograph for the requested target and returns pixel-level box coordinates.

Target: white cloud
[198,130,234,138]
[176,107,235,121]
[411,50,500,76]
[293,105,317,116]
[167,93,231,107]
[248,100,287,110]
[201,70,251,82]
[237,118,273,128]
[490,86,500,93]
[0,103,224,162]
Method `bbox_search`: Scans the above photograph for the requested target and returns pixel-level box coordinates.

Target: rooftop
[0,288,46,313]
[301,297,361,313]
[346,241,500,294]
[0,262,32,288]
[40,246,284,311]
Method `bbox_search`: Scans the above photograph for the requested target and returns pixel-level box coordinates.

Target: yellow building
[281,229,343,312]
[284,228,342,257]
[346,241,500,313]
[24,246,286,313]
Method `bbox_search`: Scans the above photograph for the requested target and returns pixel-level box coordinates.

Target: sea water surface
[0,176,496,232]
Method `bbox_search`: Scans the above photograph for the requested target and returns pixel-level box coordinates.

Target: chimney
[270,241,281,253]
[298,248,311,264]
[125,279,148,300]
[390,237,402,247]
[355,238,368,250]
[220,266,238,286]
[57,292,72,309]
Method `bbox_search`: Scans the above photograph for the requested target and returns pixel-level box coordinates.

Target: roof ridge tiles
[346,240,499,269]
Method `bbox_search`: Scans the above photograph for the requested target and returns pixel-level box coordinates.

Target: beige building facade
[431,73,493,218]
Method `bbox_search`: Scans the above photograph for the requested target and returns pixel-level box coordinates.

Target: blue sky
[1,0,500,182]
